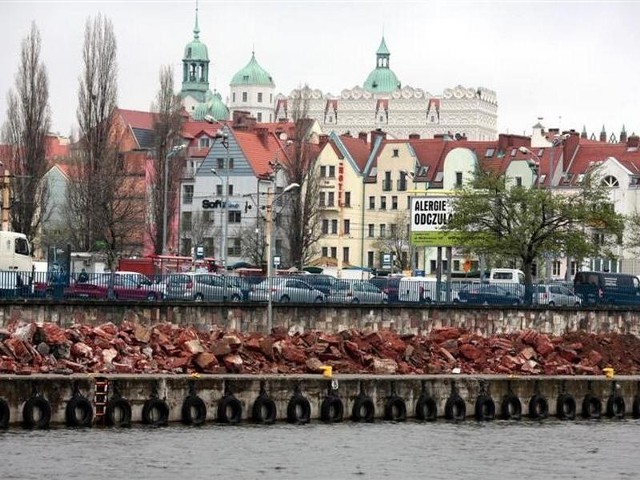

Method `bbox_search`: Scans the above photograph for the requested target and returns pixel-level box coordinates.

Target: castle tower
[229,51,276,123]
[363,37,401,94]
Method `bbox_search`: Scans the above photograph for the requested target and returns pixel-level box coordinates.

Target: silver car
[249,277,325,303]
[536,284,582,306]
[165,273,242,302]
[329,280,388,304]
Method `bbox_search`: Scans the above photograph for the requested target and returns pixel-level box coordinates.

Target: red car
[65,274,161,301]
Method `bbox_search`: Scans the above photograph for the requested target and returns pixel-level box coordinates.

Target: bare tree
[240,221,266,267]
[149,65,185,254]
[373,211,414,271]
[66,14,137,267]
[1,22,51,240]
[281,85,322,268]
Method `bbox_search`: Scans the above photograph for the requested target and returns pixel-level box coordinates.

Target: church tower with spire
[181,1,211,114]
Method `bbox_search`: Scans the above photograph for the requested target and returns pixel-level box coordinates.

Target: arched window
[602,175,619,187]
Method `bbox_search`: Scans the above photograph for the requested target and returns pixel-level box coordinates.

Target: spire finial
[194,0,200,39]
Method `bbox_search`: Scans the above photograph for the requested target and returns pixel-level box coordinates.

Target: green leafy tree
[446,169,624,301]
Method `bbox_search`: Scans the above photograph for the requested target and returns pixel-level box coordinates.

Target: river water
[3,420,638,479]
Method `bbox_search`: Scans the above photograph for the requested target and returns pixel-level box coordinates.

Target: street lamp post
[204,116,230,271]
[211,167,225,266]
[162,144,186,254]
[266,182,300,333]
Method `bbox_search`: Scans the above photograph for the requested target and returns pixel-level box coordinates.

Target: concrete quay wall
[1,301,640,337]
[0,374,638,427]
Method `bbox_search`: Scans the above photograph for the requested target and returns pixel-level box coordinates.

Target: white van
[398,277,460,303]
[488,268,525,297]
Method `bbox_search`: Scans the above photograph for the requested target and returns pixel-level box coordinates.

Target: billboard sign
[410,196,457,246]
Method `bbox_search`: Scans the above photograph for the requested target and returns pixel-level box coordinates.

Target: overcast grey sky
[1,0,639,140]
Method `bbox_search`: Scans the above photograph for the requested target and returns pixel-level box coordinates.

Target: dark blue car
[457,284,521,305]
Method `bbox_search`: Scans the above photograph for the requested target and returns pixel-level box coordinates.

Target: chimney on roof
[256,126,269,147]
[548,128,559,136]
[600,125,607,143]
[232,110,257,131]
[434,134,449,140]
[358,132,368,143]
[627,135,639,148]
[319,134,329,149]
[409,133,421,140]
[370,129,387,152]
[342,131,352,138]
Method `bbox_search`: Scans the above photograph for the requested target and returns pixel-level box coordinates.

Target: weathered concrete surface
[0,374,637,426]
[1,300,639,337]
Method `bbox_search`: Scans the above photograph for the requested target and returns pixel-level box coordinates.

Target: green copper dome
[184,39,208,62]
[192,91,229,121]
[363,36,401,93]
[230,52,274,87]
[183,10,208,61]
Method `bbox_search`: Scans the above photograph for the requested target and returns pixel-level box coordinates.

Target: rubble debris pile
[1,322,639,376]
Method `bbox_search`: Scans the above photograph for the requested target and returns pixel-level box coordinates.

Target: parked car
[574,271,640,305]
[225,275,255,301]
[397,277,460,303]
[165,273,242,302]
[115,271,166,298]
[457,284,521,305]
[293,274,338,296]
[249,277,325,303]
[369,276,402,303]
[329,280,388,304]
[65,273,162,301]
[535,284,581,306]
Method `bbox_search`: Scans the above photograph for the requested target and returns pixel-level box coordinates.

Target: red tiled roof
[118,109,156,130]
[338,135,371,172]
[234,130,287,177]
[181,119,225,140]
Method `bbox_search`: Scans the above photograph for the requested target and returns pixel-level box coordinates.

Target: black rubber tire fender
[500,394,522,420]
[22,395,52,429]
[556,393,576,421]
[65,395,94,427]
[351,393,375,423]
[252,395,277,424]
[320,395,344,423]
[181,395,207,426]
[606,395,625,419]
[444,395,466,421]
[105,397,132,428]
[383,395,407,422]
[142,398,170,426]
[581,393,602,420]
[0,398,10,429]
[287,394,311,424]
[218,395,243,424]
[528,394,549,420]
[632,395,640,419]
[474,394,496,421]
[415,394,437,421]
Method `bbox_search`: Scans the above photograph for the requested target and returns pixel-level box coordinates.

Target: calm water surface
[3,420,639,480]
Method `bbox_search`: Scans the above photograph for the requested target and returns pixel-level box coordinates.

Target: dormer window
[485,148,495,158]
[602,175,619,188]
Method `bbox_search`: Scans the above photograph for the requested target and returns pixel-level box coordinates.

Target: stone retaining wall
[0,374,637,427]
[0,300,639,337]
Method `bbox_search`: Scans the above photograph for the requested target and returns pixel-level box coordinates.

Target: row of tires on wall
[2,390,640,429]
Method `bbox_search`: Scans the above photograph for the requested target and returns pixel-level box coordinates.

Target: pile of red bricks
[1,321,639,375]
